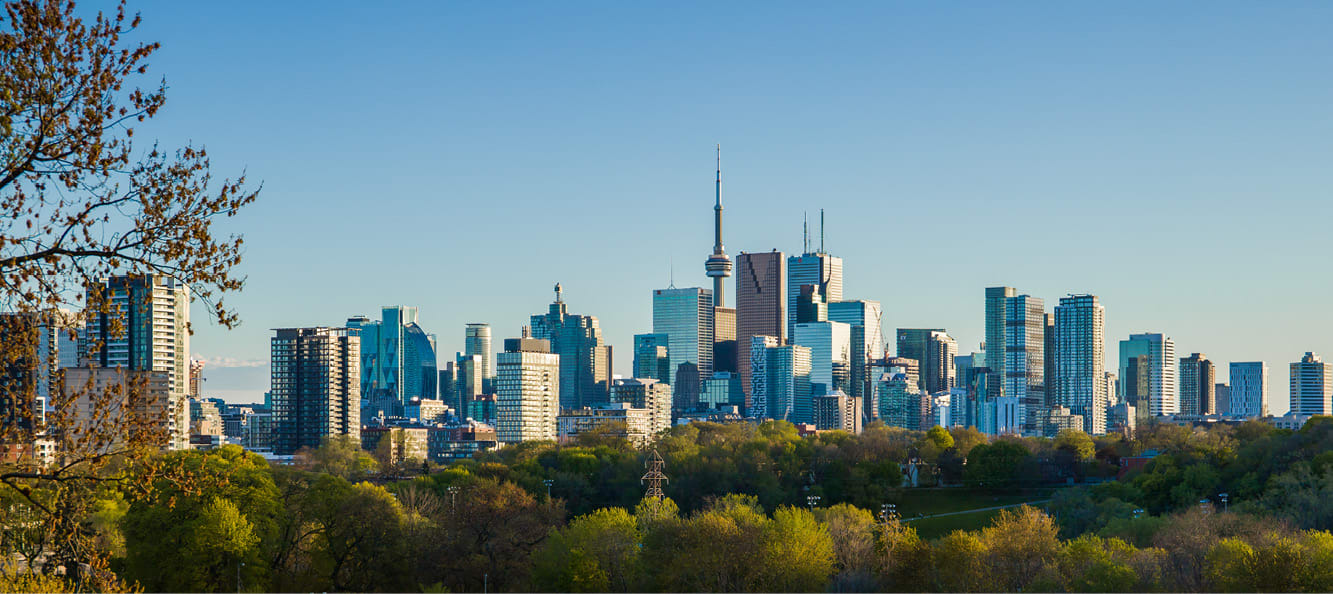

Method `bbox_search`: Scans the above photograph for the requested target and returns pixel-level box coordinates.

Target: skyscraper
[984,286,1017,391]
[454,353,483,413]
[0,310,80,435]
[1119,333,1178,418]
[1053,294,1106,435]
[828,300,883,403]
[632,333,671,383]
[530,284,613,410]
[1003,294,1046,434]
[495,337,559,443]
[896,328,955,395]
[270,327,360,455]
[464,323,494,382]
[704,147,737,376]
[348,306,437,408]
[792,321,851,422]
[735,250,785,409]
[1290,352,1332,416]
[87,274,190,450]
[1179,353,1216,415]
[652,286,714,404]
[786,233,842,340]
[747,335,781,418]
[1229,361,1269,418]
[764,344,811,422]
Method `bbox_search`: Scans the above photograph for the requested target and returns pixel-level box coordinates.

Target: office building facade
[1119,333,1178,419]
[530,285,613,410]
[735,251,785,409]
[786,252,842,340]
[1228,361,1269,418]
[652,287,714,397]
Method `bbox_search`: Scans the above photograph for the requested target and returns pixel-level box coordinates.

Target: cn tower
[704,144,732,306]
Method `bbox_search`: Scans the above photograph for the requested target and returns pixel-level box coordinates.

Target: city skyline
[131,2,1333,415]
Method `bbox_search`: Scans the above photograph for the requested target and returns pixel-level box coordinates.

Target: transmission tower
[641,449,668,500]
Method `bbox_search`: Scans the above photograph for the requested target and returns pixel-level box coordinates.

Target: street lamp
[447,485,459,511]
[543,479,555,499]
[806,494,821,512]
[880,502,897,524]
[1219,492,1229,512]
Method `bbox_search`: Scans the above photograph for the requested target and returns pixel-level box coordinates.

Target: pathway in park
[901,499,1053,522]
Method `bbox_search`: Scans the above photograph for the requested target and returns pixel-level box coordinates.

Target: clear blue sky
[131,2,1333,412]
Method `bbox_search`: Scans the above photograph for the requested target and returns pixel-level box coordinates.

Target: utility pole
[641,449,669,500]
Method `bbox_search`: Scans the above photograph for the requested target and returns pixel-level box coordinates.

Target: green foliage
[1055,429,1096,460]
[296,434,378,480]
[965,440,1031,489]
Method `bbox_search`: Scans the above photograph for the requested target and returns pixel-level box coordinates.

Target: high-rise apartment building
[984,286,1016,391]
[652,287,714,398]
[1228,362,1269,418]
[610,377,673,437]
[763,344,811,422]
[530,284,613,410]
[464,323,494,381]
[1179,353,1216,415]
[1290,352,1332,416]
[495,338,560,443]
[896,329,956,395]
[829,300,883,404]
[87,275,190,449]
[875,370,926,431]
[1003,293,1046,434]
[0,310,80,434]
[1119,333,1177,419]
[747,335,781,418]
[814,389,863,434]
[735,251,784,408]
[787,252,842,340]
[454,354,483,412]
[270,327,360,455]
[1053,294,1106,435]
[1215,383,1231,415]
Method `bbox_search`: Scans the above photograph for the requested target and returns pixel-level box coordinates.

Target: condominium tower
[1229,362,1269,418]
[270,327,361,455]
[495,338,560,443]
[1290,352,1332,416]
[1179,353,1216,415]
[1053,294,1106,435]
[1119,333,1178,418]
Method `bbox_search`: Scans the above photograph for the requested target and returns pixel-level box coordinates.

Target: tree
[296,435,377,480]
[926,426,955,450]
[757,506,835,592]
[818,503,879,591]
[978,506,1062,591]
[1055,429,1096,461]
[531,507,641,592]
[0,0,257,583]
[965,440,1031,489]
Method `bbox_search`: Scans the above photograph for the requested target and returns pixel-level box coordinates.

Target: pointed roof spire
[715,143,721,208]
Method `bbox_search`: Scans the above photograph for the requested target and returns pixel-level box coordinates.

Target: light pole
[880,502,897,525]
[447,485,459,511]
[236,561,244,593]
[543,479,555,500]
[806,494,820,512]
[1219,492,1229,512]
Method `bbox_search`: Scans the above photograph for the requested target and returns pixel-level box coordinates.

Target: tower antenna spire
[715,143,721,208]
[820,208,825,254]
[704,144,731,306]
[803,212,809,254]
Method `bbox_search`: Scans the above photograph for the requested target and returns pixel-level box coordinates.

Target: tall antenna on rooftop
[819,208,825,254]
[803,212,809,254]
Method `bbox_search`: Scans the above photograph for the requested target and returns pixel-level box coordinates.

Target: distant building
[428,421,498,462]
[875,371,926,431]
[0,310,79,435]
[1267,413,1315,431]
[787,251,842,340]
[86,275,191,449]
[466,393,497,425]
[405,398,449,423]
[701,372,744,410]
[530,285,613,409]
[735,251,785,410]
[1229,361,1269,418]
[361,425,429,465]
[1119,333,1177,419]
[189,398,223,437]
[1290,352,1332,416]
[1053,294,1107,435]
[829,300,883,405]
[270,327,360,455]
[1179,353,1216,415]
[610,377,672,437]
[653,287,714,403]
[1107,402,1136,436]
[64,366,176,450]
[558,403,655,446]
[495,337,559,443]
[747,335,781,419]
[189,359,206,398]
[1215,383,1231,415]
[763,344,811,422]
[792,321,851,421]
[346,306,437,407]
[464,323,494,383]
[896,328,955,395]
[814,389,862,434]
[1043,406,1085,437]
[632,333,672,384]
[454,353,484,412]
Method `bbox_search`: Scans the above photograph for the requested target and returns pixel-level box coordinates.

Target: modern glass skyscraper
[1229,361,1269,418]
[1003,294,1046,434]
[786,252,842,340]
[1291,352,1332,416]
[87,274,190,450]
[632,333,671,383]
[764,344,810,423]
[829,300,883,402]
[530,284,612,410]
[792,321,851,424]
[984,286,1016,392]
[896,328,955,395]
[495,338,559,443]
[1179,353,1216,415]
[735,251,785,408]
[464,323,494,381]
[270,327,360,455]
[1119,333,1178,418]
[348,306,438,408]
[652,287,714,395]
[1053,294,1106,434]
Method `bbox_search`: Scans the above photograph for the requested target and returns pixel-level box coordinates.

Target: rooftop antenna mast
[820,208,825,254]
[641,449,669,500]
[803,212,809,254]
[668,257,675,289]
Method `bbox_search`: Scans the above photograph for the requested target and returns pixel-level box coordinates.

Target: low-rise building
[428,421,499,462]
[558,403,654,446]
[361,425,430,465]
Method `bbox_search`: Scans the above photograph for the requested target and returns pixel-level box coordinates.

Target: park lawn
[885,487,1056,518]
[907,500,1053,541]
